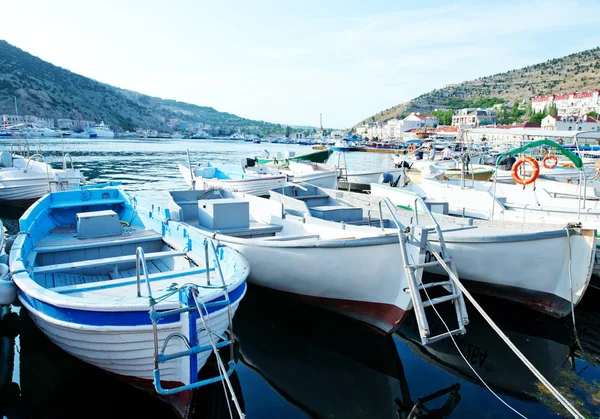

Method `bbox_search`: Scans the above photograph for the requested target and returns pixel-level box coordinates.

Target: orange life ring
[595,160,600,175]
[542,154,558,169]
[407,144,417,154]
[511,156,540,185]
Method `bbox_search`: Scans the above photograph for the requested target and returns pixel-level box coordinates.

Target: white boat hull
[212,234,414,334]
[370,183,596,316]
[178,163,287,196]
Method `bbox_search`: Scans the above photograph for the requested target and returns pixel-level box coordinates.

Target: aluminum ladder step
[401,226,469,346]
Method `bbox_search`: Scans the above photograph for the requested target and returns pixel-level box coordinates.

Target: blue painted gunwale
[18,281,246,327]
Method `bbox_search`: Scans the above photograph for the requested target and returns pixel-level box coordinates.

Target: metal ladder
[135,242,244,416]
[378,198,469,345]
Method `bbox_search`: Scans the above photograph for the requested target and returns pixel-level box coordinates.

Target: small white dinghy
[9,187,249,418]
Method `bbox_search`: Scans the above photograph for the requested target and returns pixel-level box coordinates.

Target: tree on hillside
[525,103,534,117]
[497,107,511,125]
[510,102,525,121]
[528,111,547,124]
[284,125,291,137]
[431,109,454,125]
[548,103,558,117]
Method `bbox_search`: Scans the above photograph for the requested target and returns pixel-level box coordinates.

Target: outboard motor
[378,172,394,184]
[395,160,411,169]
[240,158,256,168]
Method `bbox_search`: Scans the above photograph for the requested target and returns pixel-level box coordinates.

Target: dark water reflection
[1,138,600,418]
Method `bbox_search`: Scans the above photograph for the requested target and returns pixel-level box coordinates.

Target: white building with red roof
[531,90,600,116]
[541,114,600,131]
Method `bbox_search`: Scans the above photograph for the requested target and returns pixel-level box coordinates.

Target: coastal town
[3,89,600,145]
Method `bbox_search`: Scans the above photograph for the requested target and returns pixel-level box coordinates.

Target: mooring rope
[427,246,585,419]
[419,284,528,418]
[191,289,245,419]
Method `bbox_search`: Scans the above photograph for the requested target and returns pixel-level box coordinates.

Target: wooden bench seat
[34,233,162,253]
[49,198,126,209]
[295,194,329,200]
[260,233,320,242]
[209,223,283,238]
[33,250,187,274]
[51,266,212,294]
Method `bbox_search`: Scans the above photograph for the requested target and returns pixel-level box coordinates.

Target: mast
[320,113,323,131]
[14,97,18,116]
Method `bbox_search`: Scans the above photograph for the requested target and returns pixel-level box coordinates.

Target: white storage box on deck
[197,199,249,230]
[76,210,122,239]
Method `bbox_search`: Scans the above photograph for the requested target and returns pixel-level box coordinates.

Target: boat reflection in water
[395,294,600,417]
[234,286,463,418]
[0,305,244,419]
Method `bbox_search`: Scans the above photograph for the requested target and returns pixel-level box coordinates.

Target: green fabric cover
[494,139,583,169]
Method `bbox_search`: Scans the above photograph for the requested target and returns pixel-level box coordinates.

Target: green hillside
[0,40,283,134]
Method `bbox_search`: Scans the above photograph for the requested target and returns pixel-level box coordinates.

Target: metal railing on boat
[134,241,244,417]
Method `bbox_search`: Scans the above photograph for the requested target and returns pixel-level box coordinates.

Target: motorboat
[135,188,448,335]
[9,187,249,418]
[0,150,85,207]
[178,160,288,197]
[86,121,115,139]
[255,148,333,165]
[21,126,64,138]
[271,184,596,318]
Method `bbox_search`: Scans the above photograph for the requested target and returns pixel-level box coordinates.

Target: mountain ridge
[0,40,286,134]
[356,47,600,127]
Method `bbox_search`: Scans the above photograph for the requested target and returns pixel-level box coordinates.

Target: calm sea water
[1,137,600,419]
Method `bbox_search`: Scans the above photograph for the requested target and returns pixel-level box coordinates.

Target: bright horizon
[1,0,600,129]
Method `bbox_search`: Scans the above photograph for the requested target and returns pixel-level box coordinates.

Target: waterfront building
[451,108,497,127]
[56,118,95,130]
[2,114,55,129]
[541,114,600,131]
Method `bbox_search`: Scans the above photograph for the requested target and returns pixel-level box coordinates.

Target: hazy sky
[1,0,599,128]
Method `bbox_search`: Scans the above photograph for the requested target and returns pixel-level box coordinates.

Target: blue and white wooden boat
[8,187,249,418]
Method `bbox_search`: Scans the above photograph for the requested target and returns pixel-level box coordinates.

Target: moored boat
[137,188,437,335]
[9,187,249,418]
[0,150,85,207]
[255,148,333,165]
[272,184,596,318]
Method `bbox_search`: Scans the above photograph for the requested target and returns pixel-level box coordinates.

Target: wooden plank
[34,231,161,253]
[153,259,171,273]
[146,261,161,275]
[48,198,125,209]
[51,266,212,294]
[33,250,187,274]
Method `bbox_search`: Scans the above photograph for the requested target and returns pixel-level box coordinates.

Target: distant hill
[357,46,600,127]
[0,40,284,134]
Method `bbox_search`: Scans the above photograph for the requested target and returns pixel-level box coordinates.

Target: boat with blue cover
[8,187,249,418]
